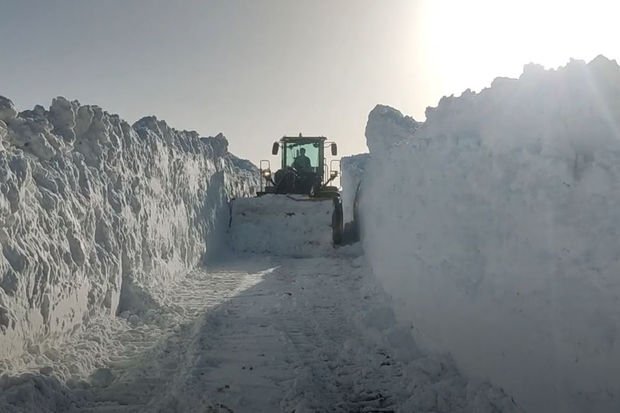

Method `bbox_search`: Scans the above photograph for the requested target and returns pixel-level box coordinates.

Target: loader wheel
[341,182,361,244]
[274,168,297,194]
[332,197,344,245]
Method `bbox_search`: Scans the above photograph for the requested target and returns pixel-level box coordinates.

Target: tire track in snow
[1,252,520,412]
[71,259,272,412]
[77,251,520,412]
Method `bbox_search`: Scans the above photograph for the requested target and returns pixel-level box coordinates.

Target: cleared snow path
[2,250,520,412]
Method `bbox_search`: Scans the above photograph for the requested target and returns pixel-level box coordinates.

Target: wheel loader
[229,134,343,256]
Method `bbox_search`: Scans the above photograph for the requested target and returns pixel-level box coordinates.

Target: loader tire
[332,197,344,245]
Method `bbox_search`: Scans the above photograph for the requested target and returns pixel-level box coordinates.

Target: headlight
[330,170,338,179]
[262,169,272,178]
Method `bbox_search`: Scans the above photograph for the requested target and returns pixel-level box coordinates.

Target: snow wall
[0,96,258,363]
[361,57,620,413]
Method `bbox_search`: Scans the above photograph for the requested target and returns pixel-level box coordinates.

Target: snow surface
[0,252,520,412]
[229,194,336,257]
[0,96,258,370]
[361,56,620,412]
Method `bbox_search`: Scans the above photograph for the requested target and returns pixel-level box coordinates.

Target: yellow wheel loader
[229,134,343,256]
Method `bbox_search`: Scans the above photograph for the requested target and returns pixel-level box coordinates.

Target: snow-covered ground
[361,56,620,412]
[0,96,257,368]
[1,250,520,413]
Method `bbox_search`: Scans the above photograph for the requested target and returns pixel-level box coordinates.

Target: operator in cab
[292,148,312,172]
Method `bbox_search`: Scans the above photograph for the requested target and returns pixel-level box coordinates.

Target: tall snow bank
[361,56,620,413]
[0,96,258,363]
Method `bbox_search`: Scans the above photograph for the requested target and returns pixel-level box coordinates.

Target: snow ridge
[0,96,258,366]
[361,56,620,413]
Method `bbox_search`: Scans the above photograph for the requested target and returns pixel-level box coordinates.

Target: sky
[1,0,618,162]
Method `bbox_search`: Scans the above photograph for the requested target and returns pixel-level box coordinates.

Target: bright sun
[417,0,619,97]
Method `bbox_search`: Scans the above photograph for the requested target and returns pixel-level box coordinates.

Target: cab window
[285,142,320,171]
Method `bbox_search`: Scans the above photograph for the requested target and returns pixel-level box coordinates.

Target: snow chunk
[0,97,17,123]
[365,104,420,155]
[49,97,77,143]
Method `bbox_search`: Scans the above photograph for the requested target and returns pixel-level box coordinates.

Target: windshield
[285,141,320,172]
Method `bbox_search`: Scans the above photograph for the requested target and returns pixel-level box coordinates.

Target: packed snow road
[1,248,519,413]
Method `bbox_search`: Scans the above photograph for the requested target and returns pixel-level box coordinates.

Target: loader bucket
[229,194,342,257]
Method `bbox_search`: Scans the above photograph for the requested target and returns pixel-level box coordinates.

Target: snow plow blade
[229,194,343,257]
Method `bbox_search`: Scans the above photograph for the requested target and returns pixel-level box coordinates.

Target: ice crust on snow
[361,56,620,413]
[230,194,336,257]
[0,96,258,366]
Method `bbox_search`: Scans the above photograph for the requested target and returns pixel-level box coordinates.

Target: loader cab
[263,134,339,196]
[282,137,324,178]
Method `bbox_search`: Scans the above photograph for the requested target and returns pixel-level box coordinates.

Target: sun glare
[418,0,619,98]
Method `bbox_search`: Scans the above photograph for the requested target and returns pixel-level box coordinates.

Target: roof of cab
[280,134,327,143]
